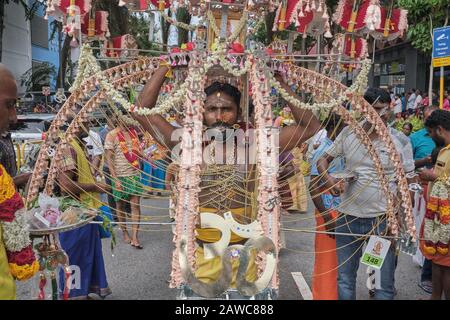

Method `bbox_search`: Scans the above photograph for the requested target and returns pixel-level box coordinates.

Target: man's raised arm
[133,66,176,149]
[277,76,321,151]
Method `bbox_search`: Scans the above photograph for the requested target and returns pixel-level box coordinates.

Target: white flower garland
[268,59,372,112]
[2,210,32,253]
[269,77,338,111]
[71,45,371,118]
[106,99,140,126]
[218,52,252,77]
[138,82,188,116]
[344,59,371,96]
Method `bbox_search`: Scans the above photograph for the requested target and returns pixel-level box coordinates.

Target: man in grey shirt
[317,87,412,300]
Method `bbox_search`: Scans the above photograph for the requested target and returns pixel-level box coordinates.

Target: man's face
[0,75,18,134]
[427,126,446,147]
[373,101,390,124]
[203,91,239,128]
[402,124,412,136]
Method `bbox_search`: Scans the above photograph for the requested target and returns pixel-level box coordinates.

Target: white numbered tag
[361,236,391,269]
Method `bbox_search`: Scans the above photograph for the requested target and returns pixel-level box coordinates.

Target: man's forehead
[0,75,17,97]
[205,94,235,106]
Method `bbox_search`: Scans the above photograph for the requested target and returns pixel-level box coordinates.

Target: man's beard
[207,121,235,142]
[434,136,446,148]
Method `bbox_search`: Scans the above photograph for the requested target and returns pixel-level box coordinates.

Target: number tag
[361,236,391,269]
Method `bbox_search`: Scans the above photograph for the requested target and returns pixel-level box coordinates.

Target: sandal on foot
[131,243,143,249]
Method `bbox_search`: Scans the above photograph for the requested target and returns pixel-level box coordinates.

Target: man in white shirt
[407,89,416,114]
[317,87,414,300]
[414,89,423,112]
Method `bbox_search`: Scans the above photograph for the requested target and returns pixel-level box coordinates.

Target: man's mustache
[208,121,233,130]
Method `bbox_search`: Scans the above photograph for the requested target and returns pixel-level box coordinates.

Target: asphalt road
[17,197,429,300]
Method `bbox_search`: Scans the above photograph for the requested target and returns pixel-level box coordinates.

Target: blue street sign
[433,26,450,59]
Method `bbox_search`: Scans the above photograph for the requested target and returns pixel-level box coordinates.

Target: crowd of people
[1,61,450,300]
[392,88,450,120]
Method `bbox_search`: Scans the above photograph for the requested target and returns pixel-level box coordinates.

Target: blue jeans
[335,214,396,300]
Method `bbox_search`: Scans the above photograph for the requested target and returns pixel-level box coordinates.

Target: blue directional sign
[433,26,450,67]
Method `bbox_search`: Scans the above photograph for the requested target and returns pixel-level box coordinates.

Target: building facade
[369,40,430,95]
[1,1,32,93]
[30,0,61,90]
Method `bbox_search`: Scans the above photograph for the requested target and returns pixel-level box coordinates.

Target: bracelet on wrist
[159,59,173,79]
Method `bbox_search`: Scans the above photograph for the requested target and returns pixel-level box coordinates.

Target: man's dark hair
[325,113,342,132]
[248,101,255,116]
[364,87,391,105]
[403,122,413,131]
[425,109,450,131]
[205,82,241,108]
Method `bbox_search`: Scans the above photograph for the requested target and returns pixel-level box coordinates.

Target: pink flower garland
[170,50,206,288]
[250,56,281,289]
[27,57,158,206]
[284,63,414,239]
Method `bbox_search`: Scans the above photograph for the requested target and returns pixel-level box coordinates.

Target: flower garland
[250,55,280,289]
[2,212,32,252]
[0,164,39,281]
[218,51,252,78]
[26,52,158,206]
[423,176,450,256]
[269,59,413,238]
[106,99,140,126]
[170,49,206,288]
[70,45,135,113]
[268,58,372,113]
[117,128,141,169]
[136,82,188,116]
[72,44,187,117]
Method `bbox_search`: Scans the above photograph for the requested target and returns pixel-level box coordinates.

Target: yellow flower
[423,244,436,256]
[0,168,16,203]
[9,260,40,281]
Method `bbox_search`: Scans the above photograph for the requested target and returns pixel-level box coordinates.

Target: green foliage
[128,13,161,55]
[58,196,89,212]
[395,115,424,133]
[20,62,57,91]
[176,6,191,46]
[252,18,269,44]
[399,0,450,54]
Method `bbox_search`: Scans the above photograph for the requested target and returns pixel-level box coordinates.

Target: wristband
[159,59,173,79]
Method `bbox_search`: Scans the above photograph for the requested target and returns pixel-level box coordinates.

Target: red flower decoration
[171,47,181,53]
[265,48,274,56]
[185,42,195,51]
[229,42,244,54]
[0,192,24,223]
[149,0,170,9]
[7,245,36,266]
